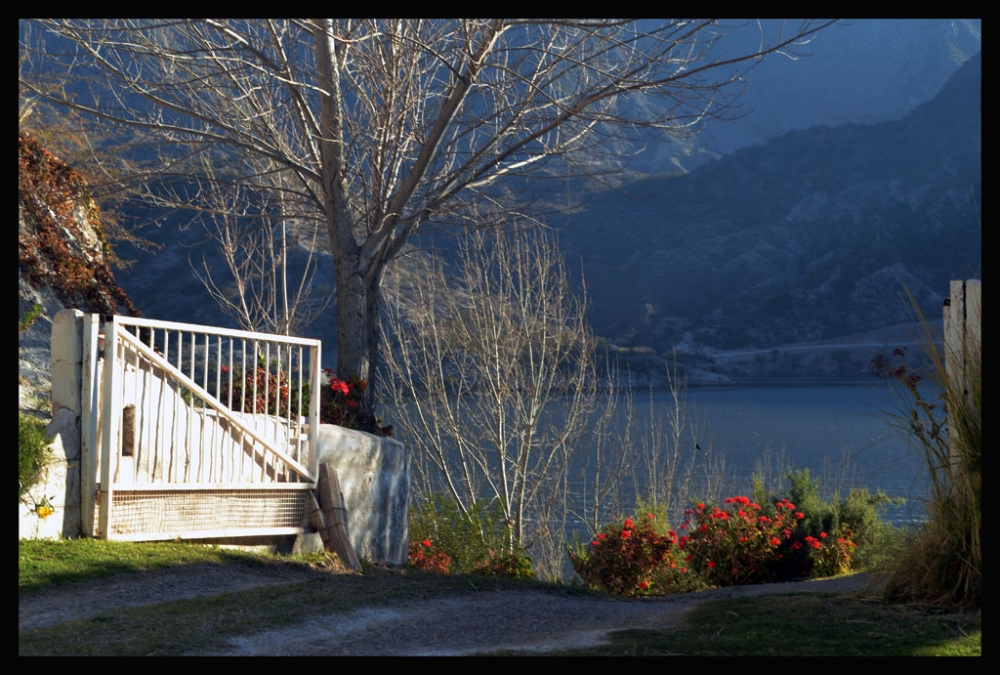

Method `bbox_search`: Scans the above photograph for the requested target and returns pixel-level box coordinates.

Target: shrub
[316,370,391,437]
[472,549,534,579]
[409,495,531,577]
[216,364,391,437]
[680,497,799,585]
[679,495,860,584]
[569,514,680,597]
[19,413,51,503]
[408,539,451,574]
[755,469,903,574]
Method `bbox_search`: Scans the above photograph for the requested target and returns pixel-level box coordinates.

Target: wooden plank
[308,491,329,549]
[317,463,361,570]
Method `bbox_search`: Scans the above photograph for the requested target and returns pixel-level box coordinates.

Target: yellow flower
[36,505,54,519]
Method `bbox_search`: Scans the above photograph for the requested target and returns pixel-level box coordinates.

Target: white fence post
[81,313,100,537]
[98,317,121,538]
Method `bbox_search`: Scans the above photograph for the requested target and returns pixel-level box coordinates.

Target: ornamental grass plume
[874,287,981,608]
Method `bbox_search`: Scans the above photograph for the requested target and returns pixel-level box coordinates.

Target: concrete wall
[316,426,411,566]
[19,310,82,540]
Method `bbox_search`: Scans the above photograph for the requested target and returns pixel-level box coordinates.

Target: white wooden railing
[94,315,322,539]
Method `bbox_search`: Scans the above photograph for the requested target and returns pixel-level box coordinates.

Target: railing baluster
[187,331,196,482]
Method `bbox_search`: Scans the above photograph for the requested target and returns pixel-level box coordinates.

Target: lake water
[387,380,932,530]
[644,380,930,526]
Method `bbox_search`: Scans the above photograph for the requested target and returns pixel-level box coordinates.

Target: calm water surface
[660,380,929,525]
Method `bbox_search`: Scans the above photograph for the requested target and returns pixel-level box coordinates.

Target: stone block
[316,425,410,565]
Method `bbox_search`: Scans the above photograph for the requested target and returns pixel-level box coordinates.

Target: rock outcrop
[18,130,138,412]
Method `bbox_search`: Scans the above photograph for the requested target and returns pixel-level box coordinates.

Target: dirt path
[19,563,884,655]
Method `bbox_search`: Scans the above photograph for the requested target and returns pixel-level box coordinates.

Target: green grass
[19,538,282,595]
[18,538,584,656]
[541,593,980,656]
[20,539,980,657]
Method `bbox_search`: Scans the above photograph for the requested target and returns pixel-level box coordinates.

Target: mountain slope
[557,52,980,353]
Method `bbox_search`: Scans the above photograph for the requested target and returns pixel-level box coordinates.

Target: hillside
[555,52,980,359]
[18,130,138,410]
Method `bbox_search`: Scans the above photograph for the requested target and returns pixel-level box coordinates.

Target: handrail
[113,315,322,347]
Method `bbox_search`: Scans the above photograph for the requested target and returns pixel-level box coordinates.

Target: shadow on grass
[546,593,981,656]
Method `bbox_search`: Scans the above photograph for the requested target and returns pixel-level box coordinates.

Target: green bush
[753,468,902,575]
[19,413,51,502]
[409,494,531,577]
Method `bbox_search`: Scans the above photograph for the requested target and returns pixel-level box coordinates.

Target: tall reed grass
[875,287,980,608]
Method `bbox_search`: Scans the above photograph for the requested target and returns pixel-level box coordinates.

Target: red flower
[646,513,655,520]
[621,530,631,539]
[623,518,635,529]
[638,581,649,590]
[770,537,780,546]
[422,539,432,547]
[820,532,827,539]
[597,533,606,539]
[330,378,349,395]
[794,512,805,520]
[707,561,715,569]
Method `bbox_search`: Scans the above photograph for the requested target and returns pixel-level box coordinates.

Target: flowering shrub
[216,364,391,437]
[679,497,798,585]
[809,525,857,578]
[679,496,859,585]
[218,365,294,417]
[408,539,451,574]
[569,514,679,597]
[317,369,392,437]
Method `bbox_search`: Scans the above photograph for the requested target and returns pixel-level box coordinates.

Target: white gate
[83,315,322,541]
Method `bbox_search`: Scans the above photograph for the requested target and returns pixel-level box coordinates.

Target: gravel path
[20,563,885,656]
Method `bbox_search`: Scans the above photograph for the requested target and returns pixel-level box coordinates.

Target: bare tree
[20,19,835,399]
[185,154,331,337]
[382,224,602,577]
